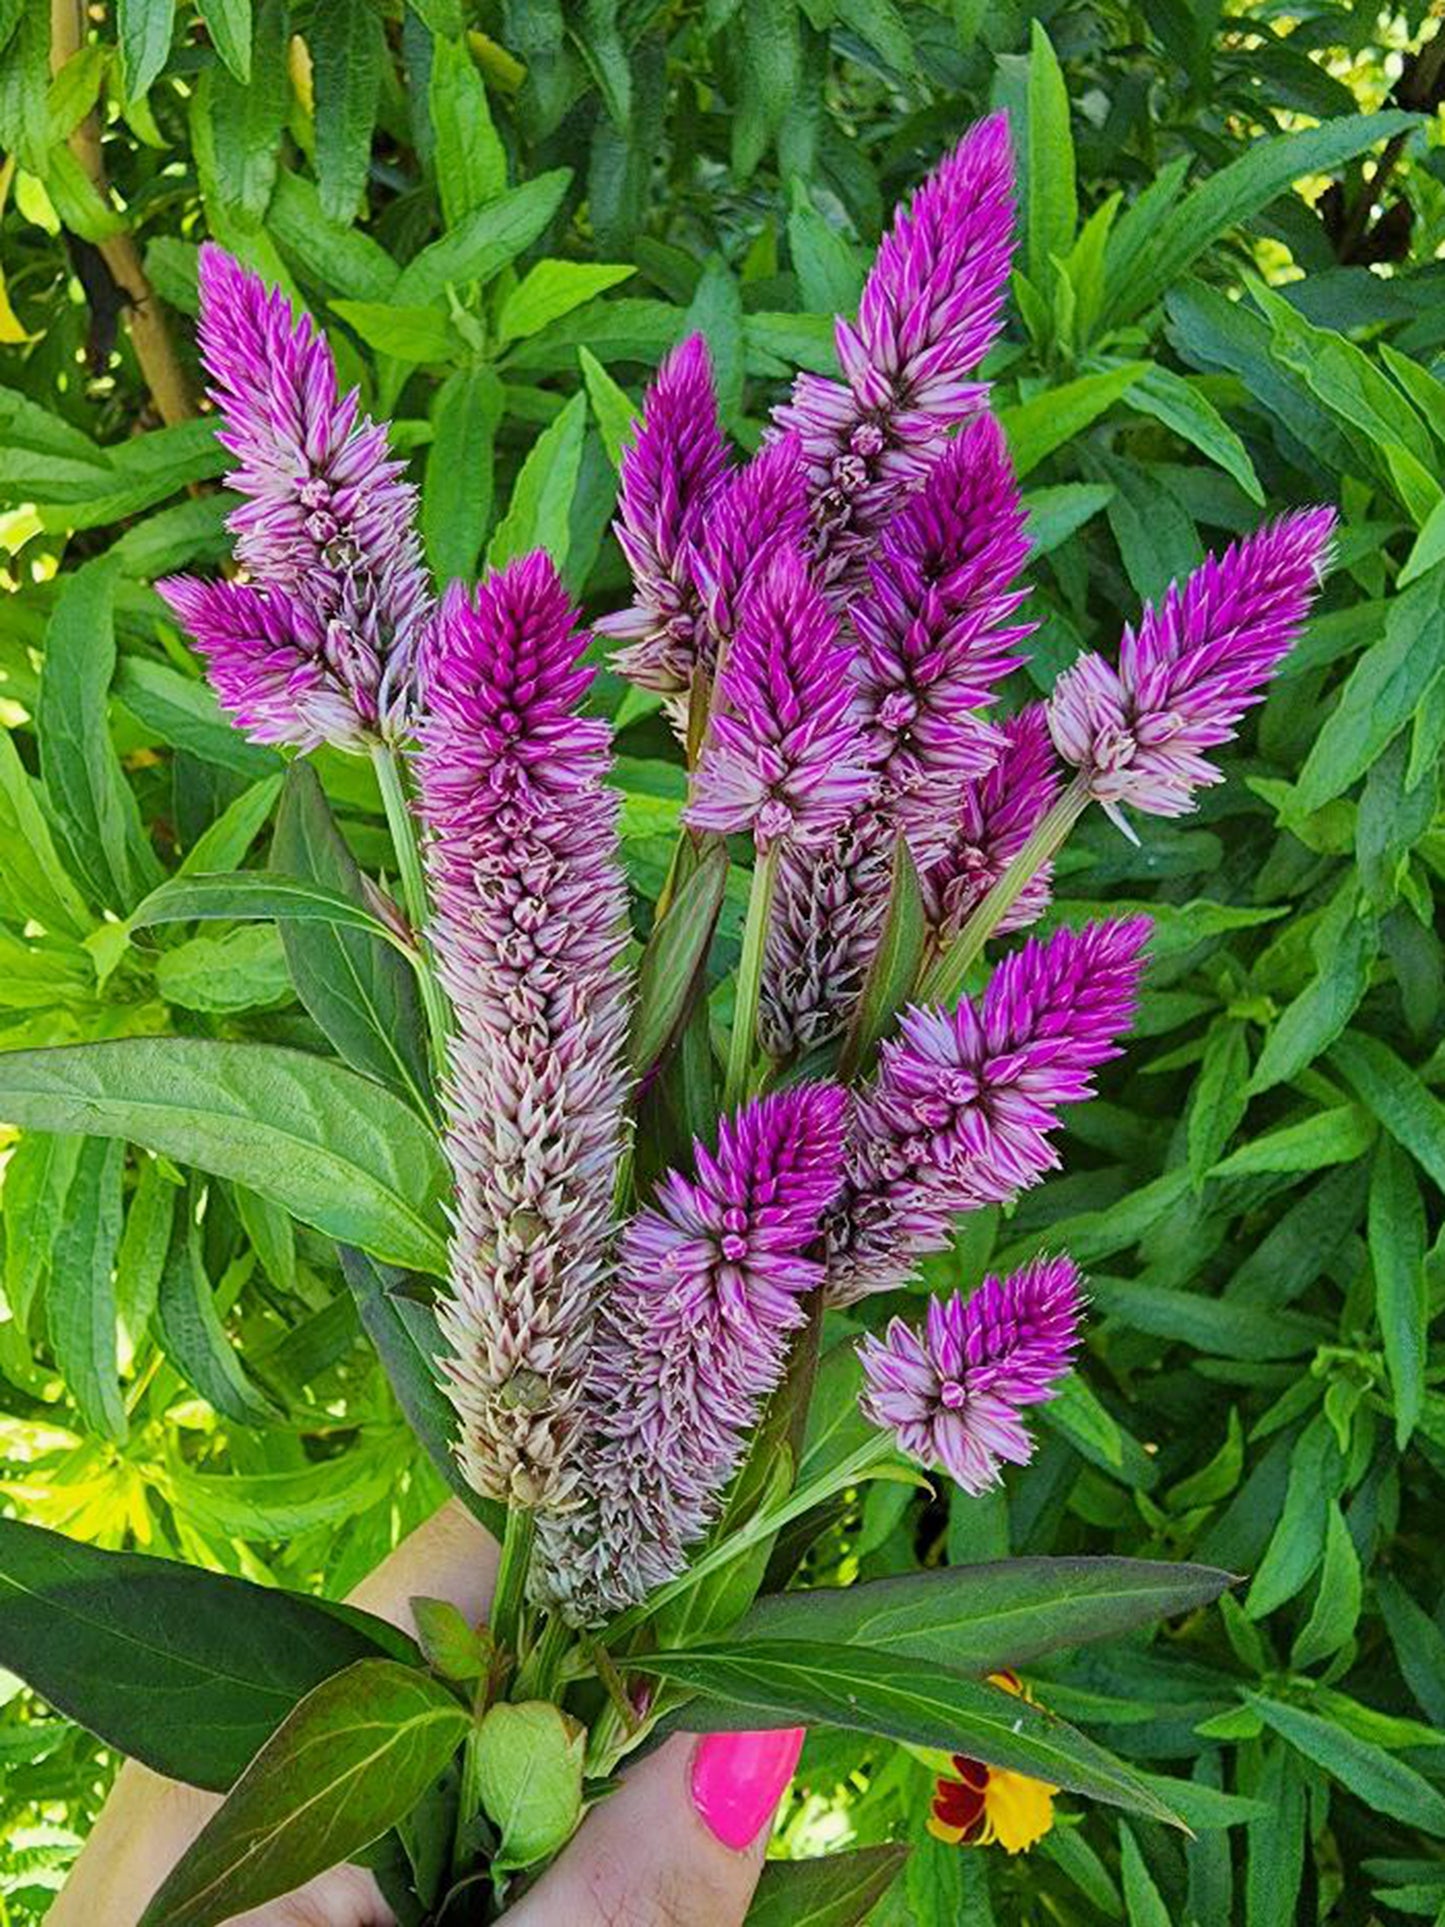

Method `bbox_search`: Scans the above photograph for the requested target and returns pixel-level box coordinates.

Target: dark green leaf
[130,870,409,948]
[195,0,251,81]
[156,1199,279,1427]
[629,842,729,1077]
[1248,1696,1445,1837]
[397,170,571,304]
[647,1643,1185,1826]
[737,1558,1232,1672]
[1368,1137,1427,1448]
[271,763,432,1116]
[746,1845,909,1926]
[1332,1030,1445,1193]
[118,0,174,101]
[0,1518,412,1790]
[138,1660,467,1925]
[841,838,925,1080]
[311,0,383,225]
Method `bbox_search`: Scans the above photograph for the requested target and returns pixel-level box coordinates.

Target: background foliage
[2,0,1445,1921]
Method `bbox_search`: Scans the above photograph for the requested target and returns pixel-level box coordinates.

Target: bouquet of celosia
[0,117,1334,1924]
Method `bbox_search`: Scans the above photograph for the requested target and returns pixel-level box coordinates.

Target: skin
[48,1501,773,1927]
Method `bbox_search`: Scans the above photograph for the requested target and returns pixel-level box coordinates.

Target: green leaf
[578,346,638,467]
[116,1155,175,1350]
[331,300,456,363]
[630,843,729,1078]
[736,1558,1232,1672]
[1105,111,1420,325]
[310,0,383,226]
[499,260,635,343]
[475,1700,585,1871]
[138,1659,468,1926]
[156,926,292,1012]
[116,658,281,782]
[0,729,91,939]
[999,365,1146,479]
[1248,896,1376,1095]
[841,838,925,1078]
[746,1845,909,1926]
[397,170,571,305]
[1121,1826,1170,1927]
[1024,483,1114,556]
[1187,1020,1250,1186]
[267,171,400,301]
[1368,1136,1427,1448]
[422,364,505,581]
[647,1643,1185,1827]
[1377,1577,1445,1727]
[1248,1695,1445,1837]
[1331,1029,1445,1194]
[1295,567,1445,810]
[195,0,251,80]
[0,1039,449,1275]
[156,1199,279,1427]
[787,178,863,315]
[118,0,174,101]
[271,763,432,1116]
[1026,20,1076,293]
[39,556,162,912]
[1246,1415,1341,1618]
[1128,365,1263,503]
[486,391,587,573]
[428,33,506,226]
[130,871,409,948]
[47,1138,127,1444]
[1208,1105,1374,1179]
[0,1518,411,1791]
[337,1246,504,1536]
[1291,1504,1362,1669]
[2,1130,83,1327]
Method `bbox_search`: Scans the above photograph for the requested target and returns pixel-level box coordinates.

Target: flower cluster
[180,110,1335,1645]
[416,556,631,1513]
[160,246,431,749]
[860,1257,1081,1492]
[540,1086,848,1622]
[1049,509,1336,827]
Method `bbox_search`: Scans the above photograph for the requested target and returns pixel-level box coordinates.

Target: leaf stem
[918,773,1091,1010]
[724,843,779,1114]
[370,742,452,1091]
[490,1504,536,1668]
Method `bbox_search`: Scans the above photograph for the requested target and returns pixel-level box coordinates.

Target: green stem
[370,742,452,1090]
[918,774,1091,1010]
[724,843,779,1114]
[513,1609,572,1703]
[490,1504,536,1664]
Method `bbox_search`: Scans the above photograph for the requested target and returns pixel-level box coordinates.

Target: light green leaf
[330,300,456,363]
[428,33,506,226]
[155,926,293,1013]
[1208,1105,1374,1179]
[499,260,635,343]
[397,170,571,305]
[423,364,505,582]
[1128,365,1263,503]
[196,0,251,81]
[486,391,587,573]
[1291,1505,1362,1669]
[118,0,174,101]
[1026,20,1076,293]
[578,346,637,467]
[999,365,1146,479]
[0,1040,449,1275]
[475,1700,585,1871]
[47,1139,127,1444]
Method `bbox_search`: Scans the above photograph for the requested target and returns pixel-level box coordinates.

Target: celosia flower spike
[853,415,1032,854]
[693,434,811,663]
[860,1257,1082,1492]
[597,334,733,695]
[418,553,631,1514]
[926,705,1062,937]
[688,549,871,848]
[827,916,1149,1302]
[1048,509,1335,826]
[158,245,430,749]
[537,1085,849,1622]
[775,114,1015,572]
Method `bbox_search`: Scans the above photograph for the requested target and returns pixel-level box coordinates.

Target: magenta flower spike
[827,916,1150,1303]
[158,245,431,749]
[860,1257,1082,1492]
[854,415,1033,856]
[688,549,871,848]
[926,704,1062,937]
[693,434,812,664]
[1048,509,1336,827]
[416,553,631,1513]
[596,334,733,695]
[774,114,1015,573]
[537,1085,848,1622]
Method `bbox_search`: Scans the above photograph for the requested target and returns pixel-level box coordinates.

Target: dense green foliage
[2,1,1445,1921]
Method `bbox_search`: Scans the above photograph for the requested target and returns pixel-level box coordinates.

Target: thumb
[502,1727,803,1927]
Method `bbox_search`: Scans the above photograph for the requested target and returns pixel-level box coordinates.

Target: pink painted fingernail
[691,1727,805,1851]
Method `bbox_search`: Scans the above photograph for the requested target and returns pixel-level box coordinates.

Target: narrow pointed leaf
[629,841,729,1076]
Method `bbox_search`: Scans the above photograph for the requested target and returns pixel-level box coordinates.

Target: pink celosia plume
[926,704,1062,937]
[417,554,631,1513]
[860,1256,1082,1492]
[1048,509,1336,825]
[159,246,430,749]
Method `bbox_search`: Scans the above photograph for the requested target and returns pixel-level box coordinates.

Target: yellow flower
[925,1671,1058,1855]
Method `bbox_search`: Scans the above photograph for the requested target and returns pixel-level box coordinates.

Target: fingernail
[691,1727,804,1851]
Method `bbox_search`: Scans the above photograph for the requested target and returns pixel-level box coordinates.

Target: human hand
[48,1501,800,1927]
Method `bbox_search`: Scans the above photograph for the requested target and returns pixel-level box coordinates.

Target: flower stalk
[725,844,779,1112]
[919,774,1090,1008]
[370,742,452,1091]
